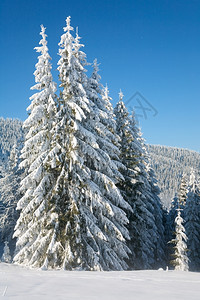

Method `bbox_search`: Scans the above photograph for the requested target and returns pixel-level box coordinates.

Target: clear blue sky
[1,0,200,152]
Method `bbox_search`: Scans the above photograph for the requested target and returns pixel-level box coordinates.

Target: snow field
[0,263,200,300]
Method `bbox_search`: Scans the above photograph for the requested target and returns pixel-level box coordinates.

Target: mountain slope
[1,118,200,209]
[147,144,200,208]
[0,118,23,176]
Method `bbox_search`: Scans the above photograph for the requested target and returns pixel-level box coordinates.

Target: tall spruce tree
[42,16,131,270]
[114,96,163,269]
[164,194,179,266]
[13,25,58,267]
[184,170,200,271]
[130,109,164,269]
[114,93,141,268]
[147,166,165,268]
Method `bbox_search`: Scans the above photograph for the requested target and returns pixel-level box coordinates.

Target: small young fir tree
[169,209,188,271]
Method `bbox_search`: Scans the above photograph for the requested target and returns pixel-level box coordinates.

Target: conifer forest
[1,17,200,273]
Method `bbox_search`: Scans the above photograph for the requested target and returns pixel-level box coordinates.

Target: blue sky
[1,0,200,152]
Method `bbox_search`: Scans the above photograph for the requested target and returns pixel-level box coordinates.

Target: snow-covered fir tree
[86,60,125,188]
[34,16,131,270]
[169,209,188,271]
[166,174,188,262]
[114,93,141,268]
[165,174,188,261]
[13,25,58,267]
[164,193,179,266]
[114,96,164,269]
[130,109,164,269]
[1,241,12,263]
[147,166,165,268]
[163,207,171,267]
[184,170,200,271]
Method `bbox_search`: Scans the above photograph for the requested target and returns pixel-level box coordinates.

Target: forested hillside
[1,118,200,210]
[147,144,200,208]
[0,118,23,176]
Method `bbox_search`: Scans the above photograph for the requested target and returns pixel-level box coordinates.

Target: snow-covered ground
[0,263,200,299]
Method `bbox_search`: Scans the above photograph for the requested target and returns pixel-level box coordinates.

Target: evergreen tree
[129,109,163,269]
[13,25,58,268]
[164,194,179,267]
[39,16,131,270]
[114,96,163,269]
[166,174,188,266]
[114,93,141,268]
[1,241,12,263]
[169,209,188,271]
[163,207,171,267]
[147,166,165,268]
[184,170,200,271]
[85,59,121,168]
